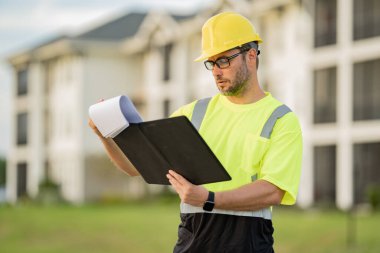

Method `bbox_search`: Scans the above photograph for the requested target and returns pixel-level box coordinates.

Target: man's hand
[88,99,104,138]
[167,170,209,207]
[88,118,103,137]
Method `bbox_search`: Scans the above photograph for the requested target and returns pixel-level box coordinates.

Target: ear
[245,48,257,68]
[247,48,257,60]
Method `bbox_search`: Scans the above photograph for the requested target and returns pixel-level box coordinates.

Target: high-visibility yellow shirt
[171,92,303,205]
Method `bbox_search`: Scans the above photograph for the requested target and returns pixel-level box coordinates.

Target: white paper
[89,95,143,138]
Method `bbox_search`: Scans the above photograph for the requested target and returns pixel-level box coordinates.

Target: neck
[225,80,265,104]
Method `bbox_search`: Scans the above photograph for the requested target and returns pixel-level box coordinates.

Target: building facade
[6,0,380,208]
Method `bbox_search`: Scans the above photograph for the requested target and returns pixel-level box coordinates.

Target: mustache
[215,76,230,82]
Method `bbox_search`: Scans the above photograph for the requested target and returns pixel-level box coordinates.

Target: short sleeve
[259,113,303,205]
[170,101,197,119]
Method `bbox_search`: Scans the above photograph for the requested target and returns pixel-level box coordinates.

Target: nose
[212,64,223,76]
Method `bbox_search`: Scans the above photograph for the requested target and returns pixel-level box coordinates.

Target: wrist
[214,191,228,210]
[99,134,110,142]
[214,191,222,209]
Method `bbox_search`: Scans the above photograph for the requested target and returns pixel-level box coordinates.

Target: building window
[313,67,337,124]
[314,0,337,47]
[17,68,28,96]
[314,145,336,205]
[163,99,171,118]
[353,142,380,204]
[162,43,173,81]
[353,58,380,121]
[17,162,28,198]
[17,113,28,145]
[44,61,54,94]
[0,159,6,186]
[44,109,51,144]
[353,0,380,40]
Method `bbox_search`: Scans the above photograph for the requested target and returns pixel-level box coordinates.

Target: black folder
[113,116,231,185]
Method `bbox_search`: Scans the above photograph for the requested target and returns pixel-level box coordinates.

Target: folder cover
[113,116,231,185]
[89,95,231,185]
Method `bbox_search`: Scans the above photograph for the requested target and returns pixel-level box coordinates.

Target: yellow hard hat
[195,12,263,62]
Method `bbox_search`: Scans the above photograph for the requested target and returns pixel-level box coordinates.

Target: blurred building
[6,0,380,208]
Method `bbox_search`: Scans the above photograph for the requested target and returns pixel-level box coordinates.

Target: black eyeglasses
[204,49,247,71]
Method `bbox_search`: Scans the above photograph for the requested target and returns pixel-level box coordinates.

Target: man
[90,12,302,253]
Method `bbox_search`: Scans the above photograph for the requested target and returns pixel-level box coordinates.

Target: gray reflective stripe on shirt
[181,202,272,220]
[191,97,212,130]
[260,104,292,139]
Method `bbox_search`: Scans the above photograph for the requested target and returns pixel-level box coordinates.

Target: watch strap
[207,191,215,203]
[203,191,215,212]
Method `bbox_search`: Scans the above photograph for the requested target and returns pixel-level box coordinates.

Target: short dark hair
[237,41,260,55]
[236,41,260,69]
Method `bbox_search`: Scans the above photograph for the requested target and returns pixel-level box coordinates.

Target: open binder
[89,95,231,185]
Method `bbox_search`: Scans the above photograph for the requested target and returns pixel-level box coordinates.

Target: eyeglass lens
[204,50,246,70]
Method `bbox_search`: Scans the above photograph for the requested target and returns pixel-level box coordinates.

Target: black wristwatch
[203,191,215,212]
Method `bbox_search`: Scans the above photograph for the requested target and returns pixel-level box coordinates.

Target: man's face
[207,49,251,96]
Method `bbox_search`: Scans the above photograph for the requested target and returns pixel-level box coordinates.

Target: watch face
[203,201,214,212]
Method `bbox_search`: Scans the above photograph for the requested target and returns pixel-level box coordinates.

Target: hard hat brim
[194,38,263,62]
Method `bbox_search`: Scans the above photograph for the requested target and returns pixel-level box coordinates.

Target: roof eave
[8,38,76,66]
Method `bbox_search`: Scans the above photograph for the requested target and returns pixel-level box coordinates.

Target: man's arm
[167,170,284,211]
[214,180,284,210]
[89,119,140,177]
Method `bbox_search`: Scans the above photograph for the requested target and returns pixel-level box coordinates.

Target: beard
[216,62,250,96]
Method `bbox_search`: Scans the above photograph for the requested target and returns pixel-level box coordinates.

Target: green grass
[273,208,380,253]
[0,202,379,253]
[0,201,180,253]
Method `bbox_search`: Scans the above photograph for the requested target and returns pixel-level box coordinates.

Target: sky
[0,0,216,157]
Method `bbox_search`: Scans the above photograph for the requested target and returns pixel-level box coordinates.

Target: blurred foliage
[366,184,380,210]
[0,158,5,186]
[95,190,179,206]
[35,178,65,205]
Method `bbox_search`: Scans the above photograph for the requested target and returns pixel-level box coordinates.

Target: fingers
[167,170,188,185]
[88,118,103,137]
[166,170,188,197]
[166,170,208,206]
[88,118,98,131]
[88,118,96,128]
[89,98,104,128]
[88,98,104,136]
[166,170,181,191]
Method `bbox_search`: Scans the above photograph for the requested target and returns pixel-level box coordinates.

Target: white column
[297,139,314,208]
[6,162,17,203]
[144,50,162,120]
[6,68,17,203]
[336,0,353,210]
[76,55,85,204]
[28,62,45,198]
[290,4,315,208]
[171,40,188,110]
